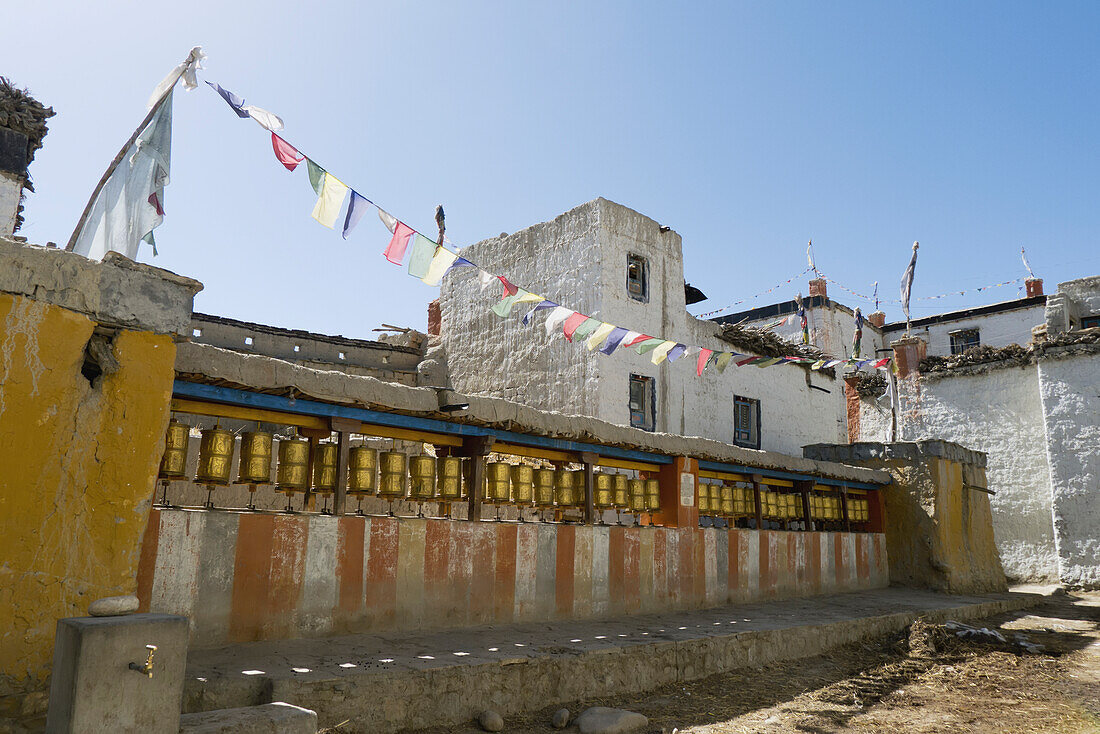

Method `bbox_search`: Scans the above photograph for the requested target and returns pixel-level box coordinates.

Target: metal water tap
[129,645,157,678]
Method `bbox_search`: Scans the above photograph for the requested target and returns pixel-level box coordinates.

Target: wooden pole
[65,54,193,252]
[751,473,764,530]
[796,480,814,532]
[460,436,494,521]
[333,430,349,516]
[579,451,598,525]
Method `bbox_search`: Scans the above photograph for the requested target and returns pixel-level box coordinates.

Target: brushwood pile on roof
[921,327,1100,374]
[0,77,55,231]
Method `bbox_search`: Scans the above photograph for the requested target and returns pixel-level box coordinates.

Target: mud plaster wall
[439,199,848,455]
[0,293,177,714]
[804,443,1005,595]
[861,365,1058,584]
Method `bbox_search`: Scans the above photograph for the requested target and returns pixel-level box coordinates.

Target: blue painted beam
[697,459,883,490]
[173,380,673,466]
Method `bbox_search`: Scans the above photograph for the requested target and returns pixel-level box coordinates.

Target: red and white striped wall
[136,509,888,645]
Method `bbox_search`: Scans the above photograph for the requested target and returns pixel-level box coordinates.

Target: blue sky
[6,1,1100,337]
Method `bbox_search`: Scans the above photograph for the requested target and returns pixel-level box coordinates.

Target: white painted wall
[899,304,1045,357]
[740,302,887,363]
[1038,352,1100,587]
[440,198,848,455]
[0,172,23,237]
[882,365,1060,583]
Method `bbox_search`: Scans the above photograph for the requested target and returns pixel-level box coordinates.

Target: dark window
[949,329,980,355]
[733,396,760,449]
[627,254,648,302]
[1082,315,1100,330]
[629,374,655,431]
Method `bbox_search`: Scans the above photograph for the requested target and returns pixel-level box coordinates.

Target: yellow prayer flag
[651,340,676,365]
[421,247,460,286]
[586,322,617,351]
[514,291,545,306]
[311,173,348,228]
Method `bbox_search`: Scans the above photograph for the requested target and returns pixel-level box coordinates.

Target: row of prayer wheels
[695,481,868,526]
[157,420,662,516]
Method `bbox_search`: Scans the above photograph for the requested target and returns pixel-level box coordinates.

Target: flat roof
[191,312,422,355]
[881,294,1046,332]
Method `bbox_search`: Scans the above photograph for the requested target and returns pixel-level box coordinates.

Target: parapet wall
[138,509,887,645]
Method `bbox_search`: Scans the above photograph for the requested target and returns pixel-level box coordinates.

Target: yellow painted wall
[0,293,176,719]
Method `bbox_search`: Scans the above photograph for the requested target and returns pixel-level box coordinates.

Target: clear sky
[6,1,1100,338]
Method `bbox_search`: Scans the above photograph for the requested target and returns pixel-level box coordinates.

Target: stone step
[183,589,1039,733]
[179,702,317,733]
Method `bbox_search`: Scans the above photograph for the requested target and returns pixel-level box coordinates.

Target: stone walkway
[184,588,1039,733]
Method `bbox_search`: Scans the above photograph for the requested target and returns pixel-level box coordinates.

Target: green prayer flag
[306,159,325,196]
[492,290,525,317]
[572,318,601,341]
[635,338,665,354]
[407,234,437,279]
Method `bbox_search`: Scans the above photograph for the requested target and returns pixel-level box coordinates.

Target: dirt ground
[401,591,1100,734]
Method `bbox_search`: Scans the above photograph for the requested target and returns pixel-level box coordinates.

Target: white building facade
[438,198,850,456]
[859,276,1100,587]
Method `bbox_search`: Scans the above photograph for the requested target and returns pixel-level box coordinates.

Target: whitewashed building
[857,276,1100,588]
[437,198,851,457]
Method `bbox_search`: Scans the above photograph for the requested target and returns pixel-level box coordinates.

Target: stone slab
[182,588,1039,733]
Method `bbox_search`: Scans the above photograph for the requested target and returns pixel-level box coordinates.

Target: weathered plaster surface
[0,294,177,711]
[438,199,848,455]
[0,236,201,336]
[1038,355,1100,587]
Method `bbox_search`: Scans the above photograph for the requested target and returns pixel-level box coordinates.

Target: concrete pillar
[46,614,188,734]
[890,336,927,379]
[652,456,698,528]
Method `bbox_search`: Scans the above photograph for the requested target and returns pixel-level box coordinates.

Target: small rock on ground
[478,709,504,732]
[574,707,648,734]
[551,707,570,728]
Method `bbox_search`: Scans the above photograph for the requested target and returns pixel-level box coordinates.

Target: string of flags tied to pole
[200,78,892,377]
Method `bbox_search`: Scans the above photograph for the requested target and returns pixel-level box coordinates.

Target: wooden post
[333,431,349,516]
[305,436,318,512]
[751,474,764,530]
[796,480,814,532]
[840,486,851,533]
[459,436,495,521]
[579,451,598,525]
[330,417,359,517]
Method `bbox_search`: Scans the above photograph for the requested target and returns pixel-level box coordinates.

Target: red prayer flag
[696,348,713,376]
[383,222,415,265]
[623,334,652,347]
[271,132,304,171]
[498,275,519,297]
[562,313,588,341]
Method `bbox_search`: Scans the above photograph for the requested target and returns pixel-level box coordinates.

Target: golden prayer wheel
[534,469,556,508]
[196,428,234,486]
[612,475,629,509]
[510,465,535,505]
[628,479,646,513]
[645,478,661,513]
[552,469,574,508]
[409,456,438,501]
[698,484,710,514]
[348,447,378,494]
[720,485,734,517]
[487,462,511,503]
[708,485,721,516]
[378,451,408,499]
[311,444,339,494]
[438,457,464,500]
[276,438,310,490]
[236,431,273,485]
[158,419,190,480]
[594,474,614,509]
